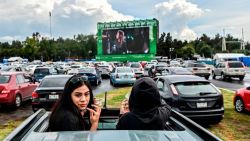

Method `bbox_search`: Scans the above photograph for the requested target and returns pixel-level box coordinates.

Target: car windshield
[40,77,70,87]
[0,75,11,83]
[228,62,244,68]
[174,82,218,95]
[117,68,132,73]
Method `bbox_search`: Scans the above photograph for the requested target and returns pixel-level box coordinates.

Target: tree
[182,43,195,59]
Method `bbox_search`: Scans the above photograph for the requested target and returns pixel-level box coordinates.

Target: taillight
[1,89,10,94]
[170,84,179,96]
[32,92,39,98]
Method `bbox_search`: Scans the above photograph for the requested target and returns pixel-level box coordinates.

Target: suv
[184,62,211,80]
[212,61,246,81]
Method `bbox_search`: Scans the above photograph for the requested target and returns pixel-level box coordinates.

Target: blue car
[110,67,136,87]
[78,67,102,86]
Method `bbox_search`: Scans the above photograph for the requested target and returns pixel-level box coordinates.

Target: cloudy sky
[0,0,250,42]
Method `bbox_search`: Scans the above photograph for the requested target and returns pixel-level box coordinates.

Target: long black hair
[49,75,94,131]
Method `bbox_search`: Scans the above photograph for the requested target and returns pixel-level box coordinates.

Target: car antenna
[103,91,107,109]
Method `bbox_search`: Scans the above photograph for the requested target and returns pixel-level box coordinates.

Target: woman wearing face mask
[49,76,101,131]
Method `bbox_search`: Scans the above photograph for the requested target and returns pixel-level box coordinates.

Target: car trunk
[178,94,223,111]
[35,87,64,102]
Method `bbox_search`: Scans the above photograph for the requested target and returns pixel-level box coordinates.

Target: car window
[40,77,70,87]
[0,75,11,84]
[16,74,25,84]
[228,62,244,68]
[157,80,164,91]
[174,82,218,95]
[130,63,140,68]
[34,68,49,74]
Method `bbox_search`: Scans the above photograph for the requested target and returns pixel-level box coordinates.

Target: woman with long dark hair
[49,75,101,131]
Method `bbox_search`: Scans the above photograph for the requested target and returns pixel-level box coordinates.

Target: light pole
[49,11,52,38]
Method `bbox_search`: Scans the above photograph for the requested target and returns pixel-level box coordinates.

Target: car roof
[0,71,25,75]
[158,75,208,83]
[43,75,73,79]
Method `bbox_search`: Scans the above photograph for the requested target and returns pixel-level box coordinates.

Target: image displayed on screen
[102,27,149,55]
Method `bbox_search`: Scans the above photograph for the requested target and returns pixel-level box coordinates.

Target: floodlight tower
[222,28,226,51]
[240,28,245,50]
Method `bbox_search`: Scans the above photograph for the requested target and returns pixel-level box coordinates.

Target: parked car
[78,67,102,86]
[5,108,222,141]
[234,87,250,113]
[0,72,38,108]
[33,67,58,82]
[97,64,113,77]
[154,75,224,124]
[128,62,144,78]
[110,67,136,87]
[184,62,211,80]
[31,75,72,112]
[212,61,246,81]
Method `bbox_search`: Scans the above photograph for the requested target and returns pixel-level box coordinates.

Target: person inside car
[116,77,171,130]
[49,75,101,131]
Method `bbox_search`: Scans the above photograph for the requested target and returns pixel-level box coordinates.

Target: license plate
[49,95,59,100]
[197,102,207,108]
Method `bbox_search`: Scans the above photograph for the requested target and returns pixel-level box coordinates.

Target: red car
[0,72,38,108]
[234,87,250,112]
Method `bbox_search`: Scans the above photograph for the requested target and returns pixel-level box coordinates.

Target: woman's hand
[120,99,129,115]
[87,104,101,131]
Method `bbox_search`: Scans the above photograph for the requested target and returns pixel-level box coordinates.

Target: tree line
[0,32,249,62]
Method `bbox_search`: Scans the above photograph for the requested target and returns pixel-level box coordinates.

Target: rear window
[117,68,133,73]
[228,62,244,68]
[174,82,218,95]
[34,68,49,74]
[130,64,141,68]
[188,63,206,67]
[0,75,11,83]
[40,77,70,87]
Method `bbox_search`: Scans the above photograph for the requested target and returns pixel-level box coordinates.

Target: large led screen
[102,27,149,55]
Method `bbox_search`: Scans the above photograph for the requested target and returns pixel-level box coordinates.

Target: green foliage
[0,33,97,61]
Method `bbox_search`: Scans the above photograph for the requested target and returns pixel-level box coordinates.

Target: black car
[154,75,224,124]
[78,67,102,86]
[31,75,73,112]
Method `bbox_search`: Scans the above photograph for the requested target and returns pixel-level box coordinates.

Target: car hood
[23,130,202,141]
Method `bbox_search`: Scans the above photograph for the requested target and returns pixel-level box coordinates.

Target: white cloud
[0,0,134,42]
[154,0,206,41]
[0,36,22,43]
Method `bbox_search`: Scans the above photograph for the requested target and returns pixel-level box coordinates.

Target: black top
[49,109,90,131]
[116,77,171,130]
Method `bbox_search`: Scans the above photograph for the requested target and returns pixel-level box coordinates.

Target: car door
[16,74,29,99]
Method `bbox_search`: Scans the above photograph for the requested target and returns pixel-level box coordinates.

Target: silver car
[212,61,246,81]
[110,67,136,87]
